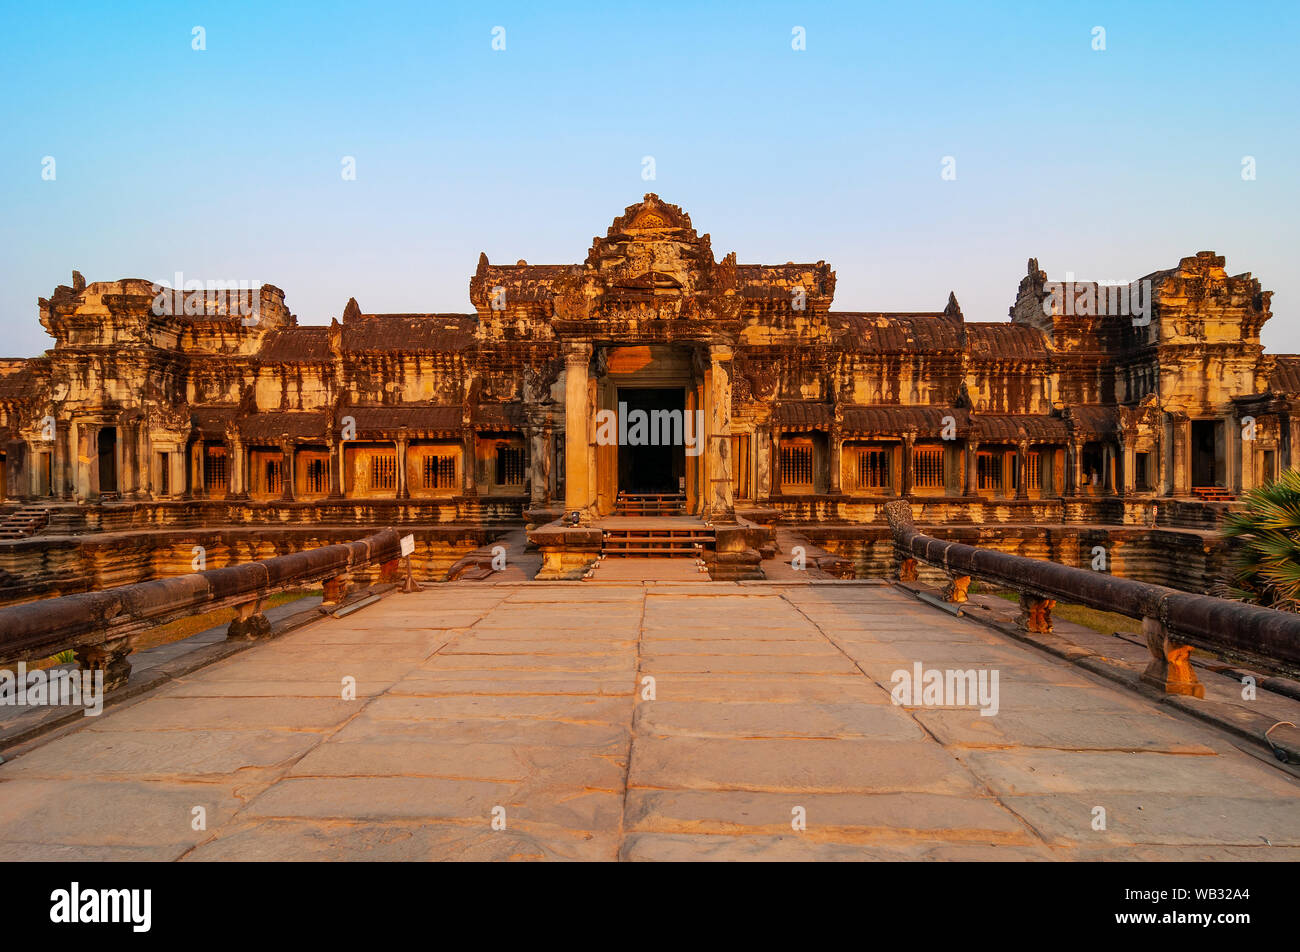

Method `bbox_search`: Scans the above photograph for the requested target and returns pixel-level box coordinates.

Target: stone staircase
[1191,486,1235,503]
[614,492,686,516]
[0,505,52,540]
[601,523,715,558]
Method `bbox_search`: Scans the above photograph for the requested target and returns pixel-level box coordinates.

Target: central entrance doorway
[617,387,686,494]
[1191,419,1224,487]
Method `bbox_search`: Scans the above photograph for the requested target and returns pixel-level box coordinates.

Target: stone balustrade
[0,529,403,691]
[883,499,1300,697]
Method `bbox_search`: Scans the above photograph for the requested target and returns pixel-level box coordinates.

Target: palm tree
[1220,468,1300,611]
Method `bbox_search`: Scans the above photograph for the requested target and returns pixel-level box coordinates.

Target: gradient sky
[2,1,1297,357]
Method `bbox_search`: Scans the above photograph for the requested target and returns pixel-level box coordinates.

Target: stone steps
[0,506,52,540]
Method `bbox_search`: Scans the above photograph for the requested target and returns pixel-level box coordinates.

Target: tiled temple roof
[1270,356,1300,394]
[472,403,529,428]
[259,327,332,363]
[345,405,463,435]
[966,323,1051,360]
[1065,405,1120,439]
[191,406,239,437]
[239,411,329,443]
[344,315,477,353]
[774,402,834,428]
[842,405,958,434]
[831,314,963,353]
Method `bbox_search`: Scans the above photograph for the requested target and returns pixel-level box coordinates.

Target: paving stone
[628,736,981,794]
[635,700,925,740]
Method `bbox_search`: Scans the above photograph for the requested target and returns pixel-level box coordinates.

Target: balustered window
[305,458,328,494]
[495,444,525,486]
[371,453,397,491]
[852,447,890,491]
[264,459,283,495]
[977,452,1002,492]
[204,447,227,492]
[912,445,945,490]
[423,452,458,490]
[781,441,814,490]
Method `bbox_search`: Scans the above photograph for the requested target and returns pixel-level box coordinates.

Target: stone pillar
[462,428,477,496]
[829,424,842,494]
[229,436,247,499]
[1171,417,1190,496]
[1016,441,1029,499]
[327,433,343,498]
[771,430,783,497]
[563,344,592,516]
[279,437,295,501]
[1068,440,1084,496]
[527,425,549,507]
[120,422,138,497]
[706,344,734,519]
[1240,429,1256,494]
[755,423,772,501]
[964,439,980,496]
[1225,414,1241,493]
[396,429,410,499]
[75,422,95,501]
[55,422,73,500]
[1120,437,1135,495]
[901,433,915,496]
[1289,415,1300,471]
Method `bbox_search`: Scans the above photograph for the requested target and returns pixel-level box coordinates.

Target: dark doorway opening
[617,387,686,494]
[97,426,118,494]
[1191,420,1223,487]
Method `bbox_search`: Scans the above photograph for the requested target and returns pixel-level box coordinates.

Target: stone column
[1068,440,1083,496]
[75,422,95,501]
[527,425,549,507]
[1289,415,1300,471]
[1171,417,1190,496]
[829,424,842,494]
[964,439,980,496]
[563,344,592,516]
[1121,437,1135,495]
[327,432,343,498]
[396,429,410,499]
[119,422,138,497]
[1016,441,1029,499]
[279,437,295,501]
[55,422,73,500]
[229,436,247,499]
[901,433,915,496]
[706,344,734,519]
[1240,428,1256,494]
[462,428,478,496]
[755,423,772,501]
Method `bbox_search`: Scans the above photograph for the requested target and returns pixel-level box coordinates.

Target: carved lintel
[1015,594,1055,633]
[899,557,918,583]
[227,598,271,640]
[75,636,132,691]
[942,575,971,604]
[1139,616,1205,698]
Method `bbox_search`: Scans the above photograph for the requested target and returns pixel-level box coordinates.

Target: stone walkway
[1,581,1297,861]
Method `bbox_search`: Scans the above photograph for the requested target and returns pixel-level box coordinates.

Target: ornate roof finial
[342,297,362,322]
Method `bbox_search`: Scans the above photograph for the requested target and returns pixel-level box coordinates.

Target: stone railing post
[320,573,351,610]
[1015,594,1055,633]
[227,598,271,640]
[75,635,132,691]
[1139,616,1205,697]
[942,574,970,603]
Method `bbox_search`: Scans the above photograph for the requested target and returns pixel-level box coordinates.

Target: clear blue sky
[2,1,1297,356]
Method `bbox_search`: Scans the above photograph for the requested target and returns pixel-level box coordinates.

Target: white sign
[400,534,415,557]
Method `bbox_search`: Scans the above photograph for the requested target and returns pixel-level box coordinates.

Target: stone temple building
[0,194,1292,590]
